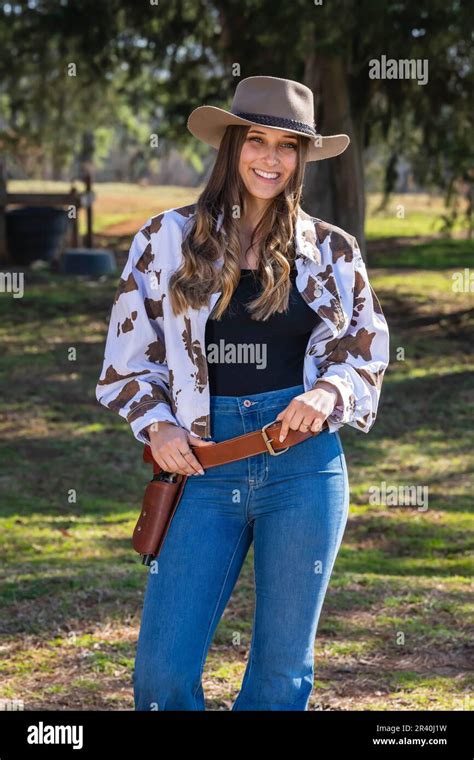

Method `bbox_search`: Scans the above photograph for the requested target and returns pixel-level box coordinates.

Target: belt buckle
[261,419,289,456]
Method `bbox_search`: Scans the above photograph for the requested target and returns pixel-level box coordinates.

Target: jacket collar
[294,206,322,266]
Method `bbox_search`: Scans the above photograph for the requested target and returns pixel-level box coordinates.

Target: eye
[248,136,297,150]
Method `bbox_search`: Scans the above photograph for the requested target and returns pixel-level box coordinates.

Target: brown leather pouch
[132,473,188,560]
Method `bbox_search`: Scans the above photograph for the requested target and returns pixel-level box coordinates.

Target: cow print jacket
[95,204,390,444]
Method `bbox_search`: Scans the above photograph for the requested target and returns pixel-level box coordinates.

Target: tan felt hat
[187,75,350,161]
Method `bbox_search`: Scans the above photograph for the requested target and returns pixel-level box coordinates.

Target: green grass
[365,192,470,238]
[365,213,468,239]
[0,191,473,710]
[369,238,473,269]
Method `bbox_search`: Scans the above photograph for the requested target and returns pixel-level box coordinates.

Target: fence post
[84,170,93,248]
[70,185,79,248]
[0,159,9,264]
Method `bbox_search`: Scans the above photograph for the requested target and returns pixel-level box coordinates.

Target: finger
[300,417,316,433]
[278,408,297,442]
[156,443,190,474]
[156,452,183,474]
[275,406,288,422]
[163,432,202,475]
[310,416,324,433]
[180,447,206,475]
[167,446,204,476]
[188,436,216,447]
[150,446,175,472]
[153,454,169,473]
[288,409,307,431]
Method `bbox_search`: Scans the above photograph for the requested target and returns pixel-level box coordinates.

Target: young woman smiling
[95,76,390,711]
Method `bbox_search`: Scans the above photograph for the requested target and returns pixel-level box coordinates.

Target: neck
[239,194,271,235]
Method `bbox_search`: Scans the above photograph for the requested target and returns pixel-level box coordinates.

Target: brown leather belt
[143,416,329,474]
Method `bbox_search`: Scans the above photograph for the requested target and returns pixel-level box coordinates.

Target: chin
[247,184,281,200]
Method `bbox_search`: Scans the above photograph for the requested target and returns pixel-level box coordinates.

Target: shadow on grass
[368,369,473,436]
[1,545,471,641]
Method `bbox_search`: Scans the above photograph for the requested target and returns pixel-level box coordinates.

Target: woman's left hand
[275,381,342,442]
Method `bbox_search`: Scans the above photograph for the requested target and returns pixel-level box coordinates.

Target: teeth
[253,169,279,179]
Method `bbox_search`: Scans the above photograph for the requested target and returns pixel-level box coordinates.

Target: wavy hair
[168,124,310,321]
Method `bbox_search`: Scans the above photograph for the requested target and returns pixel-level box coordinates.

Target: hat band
[233,111,317,137]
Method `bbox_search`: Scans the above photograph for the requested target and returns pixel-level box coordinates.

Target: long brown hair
[168,124,310,321]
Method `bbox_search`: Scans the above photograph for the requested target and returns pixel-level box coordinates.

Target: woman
[95,76,390,711]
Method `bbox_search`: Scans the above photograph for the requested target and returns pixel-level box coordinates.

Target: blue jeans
[133,383,349,711]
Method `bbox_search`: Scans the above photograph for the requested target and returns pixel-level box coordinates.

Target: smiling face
[238,125,299,202]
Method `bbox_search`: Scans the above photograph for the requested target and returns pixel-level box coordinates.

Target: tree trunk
[303,54,366,258]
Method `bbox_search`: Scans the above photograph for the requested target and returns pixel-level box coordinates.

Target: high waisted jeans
[133,383,349,711]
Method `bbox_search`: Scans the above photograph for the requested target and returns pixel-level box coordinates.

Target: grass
[0,188,472,710]
[368,239,473,269]
[365,192,470,238]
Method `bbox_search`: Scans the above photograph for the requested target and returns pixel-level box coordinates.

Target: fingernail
[199,470,204,475]
[279,435,284,442]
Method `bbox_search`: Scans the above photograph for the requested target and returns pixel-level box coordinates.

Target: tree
[206,0,473,252]
[1,0,472,253]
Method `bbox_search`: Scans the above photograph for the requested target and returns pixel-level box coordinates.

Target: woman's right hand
[145,421,216,476]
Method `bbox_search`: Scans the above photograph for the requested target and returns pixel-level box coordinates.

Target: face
[238,126,299,201]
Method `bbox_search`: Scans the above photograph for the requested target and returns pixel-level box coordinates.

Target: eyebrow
[247,128,298,140]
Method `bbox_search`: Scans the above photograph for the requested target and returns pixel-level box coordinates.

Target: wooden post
[70,185,79,248]
[85,170,93,249]
[0,159,9,264]
[79,131,96,249]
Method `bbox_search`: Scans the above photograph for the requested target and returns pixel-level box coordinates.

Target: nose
[261,143,280,165]
[264,152,279,166]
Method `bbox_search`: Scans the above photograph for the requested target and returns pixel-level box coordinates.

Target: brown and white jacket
[95,204,390,444]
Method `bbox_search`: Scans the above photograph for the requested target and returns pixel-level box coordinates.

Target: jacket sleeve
[95,222,180,445]
[316,236,390,434]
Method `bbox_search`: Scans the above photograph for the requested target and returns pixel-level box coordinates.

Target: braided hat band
[233,111,318,138]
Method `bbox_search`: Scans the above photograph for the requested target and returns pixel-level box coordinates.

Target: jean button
[243,399,252,407]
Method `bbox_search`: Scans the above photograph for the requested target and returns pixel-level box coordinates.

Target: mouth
[252,168,281,183]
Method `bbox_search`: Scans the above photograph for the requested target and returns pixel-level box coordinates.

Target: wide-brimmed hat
[187,75,350,162]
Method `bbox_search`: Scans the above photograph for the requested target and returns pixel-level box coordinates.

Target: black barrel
[6,206,68,265]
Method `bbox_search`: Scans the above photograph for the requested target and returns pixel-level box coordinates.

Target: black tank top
[205,263,321,395]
